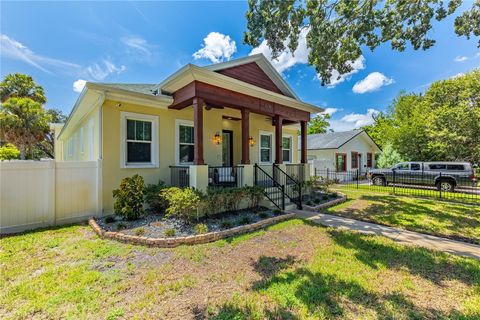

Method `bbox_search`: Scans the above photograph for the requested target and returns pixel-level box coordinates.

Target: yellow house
[55,54,323,213]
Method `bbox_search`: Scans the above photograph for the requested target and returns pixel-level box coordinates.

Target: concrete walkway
[289,209,480,260]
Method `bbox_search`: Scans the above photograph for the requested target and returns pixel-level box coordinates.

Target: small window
[411,163,421,171]
[429,164,446,170]
[282,136,292,162]
[367,153,372,167]
[336,153,347,172]
[260,134,272,163]
[351,152,358,169]
[179,124,194,164]
[126,119,152,163]
[447,164,465,170]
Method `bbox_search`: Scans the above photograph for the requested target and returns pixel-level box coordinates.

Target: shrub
[145,180,167,212]
[258,211,269,219]
[239,216,251,225]
[313,198,321,204]
[220,220,233,229]
[306,175,334,193]
[272,209,282,216]
[112,174,145,220]
[193,223,209,234]
[0,143,20,160]
[306,201,313,206]
[244,186,264,210]
[164,228,176,237]
[322,195,329,201]
[105,216,115,223]
[134,227,145,236]
[117,222,127,230]
[161,187,201,222]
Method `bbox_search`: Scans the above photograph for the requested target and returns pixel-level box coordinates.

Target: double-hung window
[282,136,292,163]
[178,123,194,164]
[260,133,272,163]
[120,112,158,168]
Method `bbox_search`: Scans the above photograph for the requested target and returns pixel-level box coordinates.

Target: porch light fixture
[213,132,222,145]
[249,136,255,147]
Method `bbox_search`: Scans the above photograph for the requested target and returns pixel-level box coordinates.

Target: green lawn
[1,219,480,319]
[328,188,480,244]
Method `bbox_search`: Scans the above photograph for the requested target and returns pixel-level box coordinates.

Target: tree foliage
[365,69,480,164]
[0,73,47,103]
[307,113,330,134]
[377,143,405,168]
[0,143,20,160]
[244,0,479,85]
[0,98,51,159]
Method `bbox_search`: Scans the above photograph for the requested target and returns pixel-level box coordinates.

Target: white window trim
[259,130,274,164]
[80,126,85,154]
[175,119,194,165]
[282,134,293,163]
[120,111,159,169]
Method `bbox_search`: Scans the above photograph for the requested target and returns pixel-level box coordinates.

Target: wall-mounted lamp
[213,132,222,145]
[249,136,255,147]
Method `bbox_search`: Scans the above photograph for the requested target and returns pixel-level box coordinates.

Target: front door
[222,130,233,167]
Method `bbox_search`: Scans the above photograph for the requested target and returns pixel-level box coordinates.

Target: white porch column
[189,165,208,192]
[242,164,254,186]
[304,162,314,180]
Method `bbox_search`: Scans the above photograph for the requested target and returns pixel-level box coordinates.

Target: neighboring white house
[299,130,381,173]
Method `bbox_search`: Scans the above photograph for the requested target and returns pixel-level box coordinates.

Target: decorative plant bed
[89,208,295,248]
[302,191,347,211]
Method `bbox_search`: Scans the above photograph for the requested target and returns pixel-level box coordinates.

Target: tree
[377,143,405,168]
[33,108,67,159]
[365,69,480,164]
[0,143,20,160]
[0,73,47,103]
[307,113,330,134]
[0,98,51,159]
[244,0,479,85]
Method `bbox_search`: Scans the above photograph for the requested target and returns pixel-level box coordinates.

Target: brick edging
[88,213,296,248]
[302,192,347,212]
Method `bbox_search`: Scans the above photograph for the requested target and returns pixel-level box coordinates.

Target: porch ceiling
[169,81,310,123]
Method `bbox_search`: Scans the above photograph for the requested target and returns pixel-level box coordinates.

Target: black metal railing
[254,164,285,210]
[170,166,190,188]
[274,164,303,209]
[285,163,305,182]
[313,168,479,205]
[208,166,244,188]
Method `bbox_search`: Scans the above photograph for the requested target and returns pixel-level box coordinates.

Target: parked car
[368,162,477,192]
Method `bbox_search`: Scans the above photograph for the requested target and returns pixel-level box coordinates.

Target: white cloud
[121,36,151,55]
[250,28,310,73]
[84,60,126,81]
[322,108,340,116]
[454,56,468,62]
[324,56,366,88]
[352,72,394,94]
[193,32,237,63]
[0,34,79,74]
[73,79,87,92]
[329,108,379,131]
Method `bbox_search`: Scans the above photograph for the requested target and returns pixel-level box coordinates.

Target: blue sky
[1,1,479,131]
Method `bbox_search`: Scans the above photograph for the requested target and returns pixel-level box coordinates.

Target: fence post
[439,171,442,198]
[281,185,285,210]
[393,169,396,195]
[356,169,359,189]
[254,164,258,185]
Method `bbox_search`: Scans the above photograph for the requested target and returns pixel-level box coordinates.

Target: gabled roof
[299,130,381,151]
[203,54,299,100]
[92,83,159,95]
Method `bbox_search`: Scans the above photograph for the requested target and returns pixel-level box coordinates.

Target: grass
[327,188,480,244]
[1,219,479,319]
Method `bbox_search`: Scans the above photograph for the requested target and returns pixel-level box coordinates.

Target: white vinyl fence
[0,159,102,234]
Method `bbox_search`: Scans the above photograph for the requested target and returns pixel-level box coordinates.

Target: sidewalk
[289,209,480,260]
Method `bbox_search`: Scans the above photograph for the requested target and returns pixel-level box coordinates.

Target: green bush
[105,216,115,223]
[134,227,145,236]
[0,143,20,160]
[145,180,167,212]
[193,223,209,234]
[117,222,127,230]
[220,220,233,229]
[112,174,145,220]
[244,186,264,210]
[273,209,282,216]
[161,187,201,222]
[239,216,251,225]
[258,211,269,219]
[164,228,176,237]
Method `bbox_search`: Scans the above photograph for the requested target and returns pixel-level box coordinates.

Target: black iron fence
[170,166,190,188]
[273,164,302,209]
[208,166,244,188]
[254,164,285,210]
[314,168,479,205]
